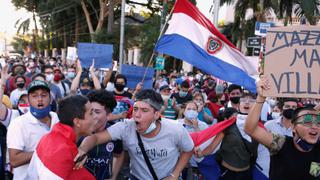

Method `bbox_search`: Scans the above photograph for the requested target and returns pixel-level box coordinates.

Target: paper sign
[77,42,113,68]
[155,56,165,70]
[66,47,77,62]
[121,64,154,89]
[263,26,320,98]
[255,22,274,37]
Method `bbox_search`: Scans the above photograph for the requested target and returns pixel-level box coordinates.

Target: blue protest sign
[77,42,113,68]
[121,64,154,89]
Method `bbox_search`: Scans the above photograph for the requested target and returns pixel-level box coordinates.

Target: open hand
[89,59,95,74]
[1,64,11,83]
[256,75,270,100]
[76,59,83,74]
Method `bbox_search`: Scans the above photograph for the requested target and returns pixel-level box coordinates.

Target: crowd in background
[0,55,320,180]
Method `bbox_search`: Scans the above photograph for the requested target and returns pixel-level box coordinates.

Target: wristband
[170,173,176,178]
[256,101,265,104]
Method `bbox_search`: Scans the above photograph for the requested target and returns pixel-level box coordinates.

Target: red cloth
[35,123,95,180]
[190,117,265,147]
[190,117,236,147]
[206,101,223,118]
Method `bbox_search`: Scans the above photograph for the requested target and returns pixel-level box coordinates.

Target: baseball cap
[160,85,171,91]
[28,80,50,94]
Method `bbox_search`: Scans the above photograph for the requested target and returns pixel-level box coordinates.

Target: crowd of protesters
[0,55,319,180]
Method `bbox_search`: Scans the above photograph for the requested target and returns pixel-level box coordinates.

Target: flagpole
[141,4,175,84]
[119,0,125,73]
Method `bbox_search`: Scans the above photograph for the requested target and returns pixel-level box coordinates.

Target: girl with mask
[178,101,208,180]
[192,92,215,125]
[178,101,208,132]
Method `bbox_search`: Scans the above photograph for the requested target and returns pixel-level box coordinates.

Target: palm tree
[220,0,272,49]
[271,0,320,25]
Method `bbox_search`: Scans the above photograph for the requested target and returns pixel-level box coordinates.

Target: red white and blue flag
[155,0,258,92]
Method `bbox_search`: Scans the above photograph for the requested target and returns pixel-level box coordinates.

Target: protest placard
[263,26,320,98]
[77,42,113,68]
[66,47,77,63]
[121,64,154,89]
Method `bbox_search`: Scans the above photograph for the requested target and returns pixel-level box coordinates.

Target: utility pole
[119,0,125,73]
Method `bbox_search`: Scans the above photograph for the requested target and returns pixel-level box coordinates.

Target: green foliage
[138,15,161,65]
[11,36,29,54]
[295,0,320,25]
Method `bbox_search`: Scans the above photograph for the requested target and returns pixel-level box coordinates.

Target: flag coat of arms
[155,0,258,92]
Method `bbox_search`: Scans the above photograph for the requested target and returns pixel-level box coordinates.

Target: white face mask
[142,121,157,135]
[267,98,277,107]
[184,110,198,120]
[272,112,281,119]
[46,74,54,82]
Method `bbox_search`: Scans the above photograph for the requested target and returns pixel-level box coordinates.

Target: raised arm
[0,64,11,120]
[244,77,273,148]
[70,60,82,95]
[89,60,101,90]
[103,62,114,86]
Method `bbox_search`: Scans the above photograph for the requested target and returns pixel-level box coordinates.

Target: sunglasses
[295,114,320,128]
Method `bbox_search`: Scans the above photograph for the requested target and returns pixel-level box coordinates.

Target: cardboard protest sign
[121,64,154,89]
[77,42,113,68]
[66,47,77,62]
[263,26,320,98]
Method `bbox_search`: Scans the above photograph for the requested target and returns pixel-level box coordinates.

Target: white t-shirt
[6,111,59,180]
[105,82,115,92]
[53,81,70,97]
[107,118,194,179]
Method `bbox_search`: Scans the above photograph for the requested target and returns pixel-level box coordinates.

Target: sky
[0,0,32,37]
[0,0,228,38]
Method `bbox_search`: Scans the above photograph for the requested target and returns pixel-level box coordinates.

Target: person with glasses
[245,77,320,180]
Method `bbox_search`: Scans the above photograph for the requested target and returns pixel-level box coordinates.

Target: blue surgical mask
[295,137,316,151]
[67,72,76,79]
[30,104,51,119]
[184,110,198,120]
[142,121,157,135]
[179,91,188,98]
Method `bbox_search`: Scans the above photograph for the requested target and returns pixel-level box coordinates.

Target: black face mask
[230,97,240,104]
[80,89,90,96]
[282,109,295,119]
[16,83,25,89]
[115,84,125,91]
